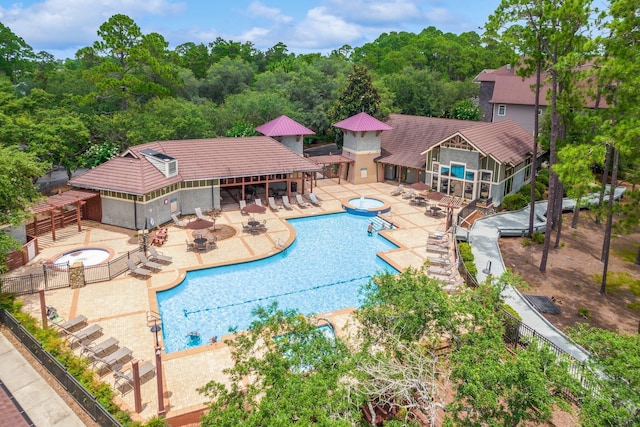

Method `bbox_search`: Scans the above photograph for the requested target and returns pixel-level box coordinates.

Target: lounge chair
[390,184,404,196]
[282,195,294,210]
[53,315,87,332]
[255,198,263,208]
[138,253,162,271]
[308,193,322,206]
[295,194,310,208]
[185,239,196,252]
[114,361,155,393]
[67,323,103,346]
[195,207,208,221]
[81,337,119,357]
[426,254,453,267]
[149,246,172,263]
[427,264,455,277]
[268,197,281,211]
[91,346,133,372]
[171,213,187,227]
[239,200,248,215]
[402,188,416,199]
[126,259,151,278]
[425,244,450,255]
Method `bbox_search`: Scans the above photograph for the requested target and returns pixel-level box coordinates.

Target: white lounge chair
[309,193,322,206]
[390,184,404,196]
[53,315,87,332]
[91,346,133,372]
[268,197,281,211]
[239,200,248,215]
[255,198,263,208]
[427,264,455,277]
[138,253,162,271]
[282,195,294,210]
[82,337,119,357]
[149,246,172,263]
[402,188,416,199]
[126,259,151,278]
[195,207,208,221]
[68,323,103,346]
[295,194,310,208]
[114,361,155,393]
[171,213,187,227]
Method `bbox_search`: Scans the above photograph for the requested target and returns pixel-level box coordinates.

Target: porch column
[76,199,82,232]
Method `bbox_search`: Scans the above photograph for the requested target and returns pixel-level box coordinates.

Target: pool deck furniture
[151,229,167,246]
[138,253,162,271]
[282,195,294,210]
[91,347,133,373]
[193,237,208,252]
[295,194,310,208]
[309,193,322,206]
[427,264,455,277]
[390,184,404,196]
[126,259,152,278]
[114,361,156,394]
[402,188,415,199]
[52,315,87,333]
[185,239,196,252]
[67,323,103,346]
[149,246,172,263]
[239,200,248,215]
[195,207,208,221]
[268,197,281,211]
[81,337,119,358]
[171,213,187,227]
[255,198,264,208]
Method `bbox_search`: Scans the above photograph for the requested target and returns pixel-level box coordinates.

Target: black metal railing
[1,248,143,295]
[0,309,122,426]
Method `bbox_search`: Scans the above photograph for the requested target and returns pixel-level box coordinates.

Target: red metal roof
[333,112,393,132]
[69,137,321,195]
[255,115,314,137]
[458,119,534,166]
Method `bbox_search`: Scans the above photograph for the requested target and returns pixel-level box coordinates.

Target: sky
[0,0,503,60]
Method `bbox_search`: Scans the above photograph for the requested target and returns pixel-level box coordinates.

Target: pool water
[54,248,110,266]
[157,213,398,353]
[348,197,384,209]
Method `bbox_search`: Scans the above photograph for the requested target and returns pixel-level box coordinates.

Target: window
[498,105,506,116]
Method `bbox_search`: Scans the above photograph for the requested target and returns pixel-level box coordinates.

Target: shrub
[531,231,544,244]
[501,193,528,211]
[537,168,550,185]
[458,242,477,280]
[578,307,591,318]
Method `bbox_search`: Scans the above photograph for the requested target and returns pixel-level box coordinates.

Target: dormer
[139,148,178,178]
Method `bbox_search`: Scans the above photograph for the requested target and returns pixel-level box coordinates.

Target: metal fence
[0,248,142,295]
[0,309,122,427]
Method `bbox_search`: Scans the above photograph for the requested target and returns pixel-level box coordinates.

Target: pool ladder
[146,310,162,327]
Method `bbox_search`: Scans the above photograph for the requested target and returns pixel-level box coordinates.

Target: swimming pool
[157,213,398,353]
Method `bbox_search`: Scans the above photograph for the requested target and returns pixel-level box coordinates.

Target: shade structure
[186,219,213,230]
[426,191,446,202]
[242,203,267,214]
[411,182,431,192]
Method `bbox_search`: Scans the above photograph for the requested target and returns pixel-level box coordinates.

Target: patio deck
[13,180,455,423]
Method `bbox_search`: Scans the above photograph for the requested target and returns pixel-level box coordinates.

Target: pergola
[310,154,353,184]
[29,190,99,240]
[437,195,464,231]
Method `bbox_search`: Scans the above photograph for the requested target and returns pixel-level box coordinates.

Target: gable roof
[378,114,484,169]
[457,120,533,166]
[69,137,321,195]
[255,115,314,137]
[333,112,393,132]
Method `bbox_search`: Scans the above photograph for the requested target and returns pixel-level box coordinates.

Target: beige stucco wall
[342,148,379,184]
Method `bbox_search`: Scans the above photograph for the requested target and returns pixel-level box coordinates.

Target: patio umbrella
[186,219,213,230]
[426,191,446,202]
[410,182,431,192]
[242,203,267,214]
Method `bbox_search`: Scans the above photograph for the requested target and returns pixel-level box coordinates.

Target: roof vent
[140,149,178,178]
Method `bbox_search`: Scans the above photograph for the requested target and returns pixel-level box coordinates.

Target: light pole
[150,320,165,416]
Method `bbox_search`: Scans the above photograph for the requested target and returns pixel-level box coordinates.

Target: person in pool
[367,222,374,236]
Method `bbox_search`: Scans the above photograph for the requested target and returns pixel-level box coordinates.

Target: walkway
[0,331,86,427]
[462,186,627,362]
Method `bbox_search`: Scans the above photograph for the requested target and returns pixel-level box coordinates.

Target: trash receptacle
[291,182,297,193]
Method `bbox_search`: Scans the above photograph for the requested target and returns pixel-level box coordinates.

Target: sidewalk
[0,331,86,427]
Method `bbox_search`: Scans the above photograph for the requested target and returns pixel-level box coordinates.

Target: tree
[0,22,35,83]
[0,146,47,272]
[85,14,174,111]
[328,64,382,131]
[198,303,358,426]
[448,99,481,121]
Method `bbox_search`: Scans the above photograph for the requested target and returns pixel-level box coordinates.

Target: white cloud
[326,0,422,24]
[246,1,293,25]
[0,0,186,51]
[289,7,363,49]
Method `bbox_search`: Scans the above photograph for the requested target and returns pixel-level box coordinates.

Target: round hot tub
[53,248,110,266]
[342,196,391,216]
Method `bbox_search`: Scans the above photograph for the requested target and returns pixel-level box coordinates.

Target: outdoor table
[248,220,260,227]
[194,237,208,252]
[429,206,442,217]
[414,196,426,206]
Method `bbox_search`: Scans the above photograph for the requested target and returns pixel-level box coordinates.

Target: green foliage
[578,307,591,318]
[199,302,358,426]
[590,271,640,295]
[449,99,481,121]
[501,193,529,211]
[536,168,550,186]
[328,64,382,125]
[531,231,545,244]
[81,141,121,168]
[457,242,477,280]
[518,181,547,201]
